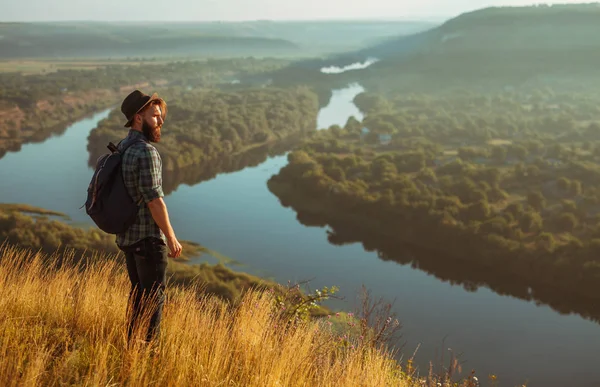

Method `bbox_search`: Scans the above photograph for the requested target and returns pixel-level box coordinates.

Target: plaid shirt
[115,129,166,247]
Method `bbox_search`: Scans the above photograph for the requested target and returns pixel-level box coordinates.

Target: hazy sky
[2,0,589,22]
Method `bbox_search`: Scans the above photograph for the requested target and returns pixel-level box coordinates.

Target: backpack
[83,138,144,234]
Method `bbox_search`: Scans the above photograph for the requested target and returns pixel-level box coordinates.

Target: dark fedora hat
[120,89,166,128]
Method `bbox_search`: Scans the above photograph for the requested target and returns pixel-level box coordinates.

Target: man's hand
[147,197,182,258]
[166,236,183,258]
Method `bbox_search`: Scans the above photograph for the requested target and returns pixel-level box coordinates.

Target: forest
[268,83,600,322]
[87,86,320,180]
[0,57,289,160]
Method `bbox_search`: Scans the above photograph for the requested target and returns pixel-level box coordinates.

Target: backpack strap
[111,136,146,155]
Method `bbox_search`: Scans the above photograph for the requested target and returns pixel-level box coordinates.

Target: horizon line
[0,14,454,24]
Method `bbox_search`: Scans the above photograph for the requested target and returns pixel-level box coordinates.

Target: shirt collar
[118,129,148,151]
[127,129,148,141]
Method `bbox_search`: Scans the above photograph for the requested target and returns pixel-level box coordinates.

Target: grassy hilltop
[0,204,486,385]
[0,242,494,387]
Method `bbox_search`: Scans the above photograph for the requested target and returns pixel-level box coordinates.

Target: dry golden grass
[0,243,456,387]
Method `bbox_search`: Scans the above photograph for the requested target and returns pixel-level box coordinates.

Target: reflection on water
[161,136,299,195]
[274,192,600,387]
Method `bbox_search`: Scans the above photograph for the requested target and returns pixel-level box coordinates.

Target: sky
[1,0,591,22]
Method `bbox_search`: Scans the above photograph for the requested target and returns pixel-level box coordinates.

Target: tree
[479,217,509,237]
[556,177,571,191]
[569,180,582,196]
[326,166,346,181]
[344,116,362,134]
[491,146,507,164]
[513,145,528,161]
[505,202,524,218]
[561,199,577,213]
[520,211,543,233]
[488,186,509,202]
[527,191,546,212]
[514,162,526,180]
[329,125,343,137]
[556,212,578,233]
[526,165,541,180]
[463,200,491,222]
[537,232,556,251]
[370,158,397,181]
[417,167,437,184]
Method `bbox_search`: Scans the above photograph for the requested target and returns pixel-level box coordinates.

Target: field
[0,58,203,75]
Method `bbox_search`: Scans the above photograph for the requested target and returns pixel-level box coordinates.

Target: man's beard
[142,119,161,142]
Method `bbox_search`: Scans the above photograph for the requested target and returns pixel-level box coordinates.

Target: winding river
[1,79,600,386]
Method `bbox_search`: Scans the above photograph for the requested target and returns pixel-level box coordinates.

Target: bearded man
[116,89,182,345]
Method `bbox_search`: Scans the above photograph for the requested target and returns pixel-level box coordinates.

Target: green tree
[527,191,546,212]
[556,177,571,191]
[556,212,578,232]
[491,146,507,164]
[519,211,543,233]
[569,180,583,196]
[463,200,491,222]
[370,158,397,181]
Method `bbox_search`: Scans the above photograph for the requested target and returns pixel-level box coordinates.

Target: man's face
[139,104,163,142]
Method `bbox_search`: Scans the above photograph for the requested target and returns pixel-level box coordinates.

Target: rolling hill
[294,3,600,92]
[0,22,299,59]
[0,20,435,59]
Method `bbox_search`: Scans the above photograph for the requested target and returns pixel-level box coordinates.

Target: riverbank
[86,87,320,193]
[0,88,121,160]
[267,173,600,324]
[0,57,293,161]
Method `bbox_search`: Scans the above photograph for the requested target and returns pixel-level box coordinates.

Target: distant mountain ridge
[0,20,435,59]
[308,3,600,68]
[0,22,298,58]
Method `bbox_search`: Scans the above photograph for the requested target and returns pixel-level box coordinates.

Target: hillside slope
[361,3,600,58]
[0,243,476,386]
[0,22,298,58]
[295,3,600,83]
[0,20,435,59]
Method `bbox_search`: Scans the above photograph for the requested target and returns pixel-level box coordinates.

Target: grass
[1,242,486,387]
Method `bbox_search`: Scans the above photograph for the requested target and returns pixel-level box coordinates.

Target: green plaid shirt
[115,130,166,248]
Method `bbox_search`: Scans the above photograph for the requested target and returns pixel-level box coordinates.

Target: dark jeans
[120,237,168,344]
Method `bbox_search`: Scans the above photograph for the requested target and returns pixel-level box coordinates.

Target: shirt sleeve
[137,145,164,203]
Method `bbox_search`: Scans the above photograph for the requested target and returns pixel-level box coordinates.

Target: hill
[0,241,482,386]
[0,22,298,59]
[0,20,435,59]
[286,3,600,91]
[359,3,600,59]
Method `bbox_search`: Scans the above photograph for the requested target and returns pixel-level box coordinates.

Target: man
[116,89,183,345]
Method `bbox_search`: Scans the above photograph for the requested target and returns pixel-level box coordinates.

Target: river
[1,82,600,387]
